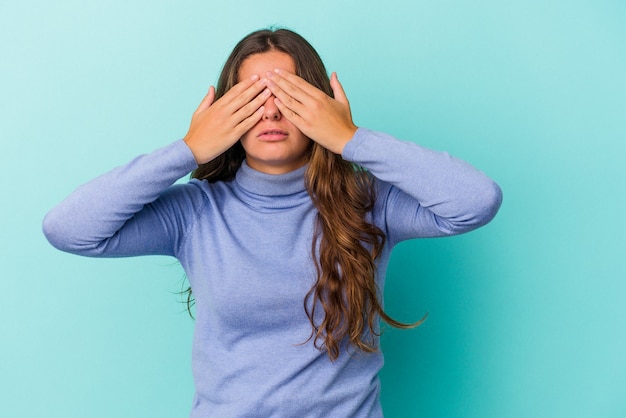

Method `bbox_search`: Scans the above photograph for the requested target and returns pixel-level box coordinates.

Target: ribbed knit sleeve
[342,128,502,245]
[42,139,201,257]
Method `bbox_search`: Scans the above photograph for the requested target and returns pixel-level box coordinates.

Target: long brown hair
[189,28,421,360]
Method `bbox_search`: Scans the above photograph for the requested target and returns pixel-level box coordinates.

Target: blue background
[1,0,625,417]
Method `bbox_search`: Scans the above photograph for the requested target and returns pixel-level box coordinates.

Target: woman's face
[238,50,311,174]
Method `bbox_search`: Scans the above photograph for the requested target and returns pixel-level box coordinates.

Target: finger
[233,88,271,124]
[330,72,349,105]
[268,80,307,117]
[193,86,215,116]
[234,105,265,136]
[226,74,261,96]
[272,69,321,98]
[222,76,267,113]
[268,70,315,106]
[273,96,304,127]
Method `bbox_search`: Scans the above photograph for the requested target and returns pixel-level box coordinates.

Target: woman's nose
[262,96,282,121]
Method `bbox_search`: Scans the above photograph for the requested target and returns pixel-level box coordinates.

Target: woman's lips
[257,129,288,141]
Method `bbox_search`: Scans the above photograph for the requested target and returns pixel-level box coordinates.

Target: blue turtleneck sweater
[43,128,502,417]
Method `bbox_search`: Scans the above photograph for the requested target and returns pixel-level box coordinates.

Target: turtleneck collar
[233,160,310,210]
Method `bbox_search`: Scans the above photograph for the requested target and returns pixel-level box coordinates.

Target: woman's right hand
[183,75,270,165]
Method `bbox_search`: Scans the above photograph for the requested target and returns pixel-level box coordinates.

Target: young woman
[43,28,502,417]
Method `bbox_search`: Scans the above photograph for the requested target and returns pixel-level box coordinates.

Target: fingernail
[262,88,271,97]
[251,74,259,81]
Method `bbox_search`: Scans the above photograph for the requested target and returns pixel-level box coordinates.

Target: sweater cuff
[170,139,200,173]
[341,127,371,161]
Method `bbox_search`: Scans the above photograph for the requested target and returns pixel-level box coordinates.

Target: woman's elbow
[474,180,503,227]
[42,210,69,251]
[42,209,86,254]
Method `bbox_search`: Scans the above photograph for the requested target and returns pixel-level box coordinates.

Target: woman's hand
[267,70,358,155]
[184,75,270,165]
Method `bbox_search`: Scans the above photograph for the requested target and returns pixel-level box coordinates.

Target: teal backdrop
[1,0,625,417]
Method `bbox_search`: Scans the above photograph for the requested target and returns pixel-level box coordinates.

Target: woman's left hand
[267,70,358,154]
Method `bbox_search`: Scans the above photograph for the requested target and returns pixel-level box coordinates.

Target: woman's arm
[42,140,200,257]
[44,76,270,257]
[343,128,502,245]
[251,69,501,244]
